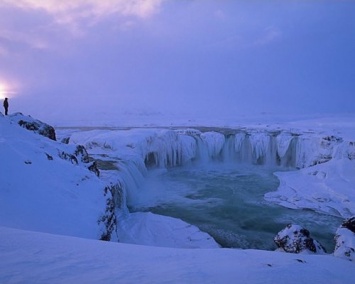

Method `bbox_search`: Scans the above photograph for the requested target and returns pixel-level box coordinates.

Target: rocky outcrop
[334,217,355,261]
[59,145,100,177]
[98,183,125,241]
[10,113,56,141]
[274,224,326,254]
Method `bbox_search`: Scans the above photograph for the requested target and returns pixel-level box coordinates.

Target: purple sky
[1,0,355,123]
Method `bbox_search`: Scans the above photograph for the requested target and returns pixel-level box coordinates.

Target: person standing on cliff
[3,97,9,115]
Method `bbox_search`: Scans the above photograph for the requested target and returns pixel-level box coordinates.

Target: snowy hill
[1,112,355,283]
[0,113,107,239]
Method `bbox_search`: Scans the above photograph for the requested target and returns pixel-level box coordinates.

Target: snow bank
[1,226,355,284]
[116,212,219,248]
[0,115,106,239]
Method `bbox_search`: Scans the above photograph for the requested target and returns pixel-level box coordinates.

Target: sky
[0,0,355,124]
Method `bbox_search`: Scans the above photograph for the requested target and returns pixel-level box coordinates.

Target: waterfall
[115,158,146,211]
[68,127,348,214]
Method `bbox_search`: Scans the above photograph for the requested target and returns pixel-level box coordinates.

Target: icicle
[249,132,270,165]
[200,132,225,160]
[276,133,294,159]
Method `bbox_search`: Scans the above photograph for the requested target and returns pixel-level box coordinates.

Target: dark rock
[347,142,355,160]
[10,113,56,141]
[74,145,90,163]
[59,151,78,164]
[274,224,326,254]
[45,153,53,160]
[58,144,100,176]
[61,137,70,144]
[341,217,355,233]
[88,161,100,177]
[98,183,125,241]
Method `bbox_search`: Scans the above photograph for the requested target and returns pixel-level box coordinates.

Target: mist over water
[128,162,341,251]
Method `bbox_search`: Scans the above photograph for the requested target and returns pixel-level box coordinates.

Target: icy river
[128,162,341,252]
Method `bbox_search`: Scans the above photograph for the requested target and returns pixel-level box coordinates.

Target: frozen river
[128,163,342,252]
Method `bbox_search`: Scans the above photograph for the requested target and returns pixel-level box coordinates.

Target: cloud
[2,0,165,21]
[0,0,167,57]
[0,0,166,39]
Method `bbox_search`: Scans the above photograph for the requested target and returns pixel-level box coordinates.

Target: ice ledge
[265,159,355,218]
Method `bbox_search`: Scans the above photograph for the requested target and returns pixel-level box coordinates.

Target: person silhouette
[3,98,9,115]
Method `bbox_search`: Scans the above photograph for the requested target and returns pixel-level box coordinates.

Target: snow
[274,224,326,254]
[1,112,355,283]
[265,158,355,217]
[1,226,355,284]
[0,115,106,239]
[334,226,355,262]
[116,212,219,248]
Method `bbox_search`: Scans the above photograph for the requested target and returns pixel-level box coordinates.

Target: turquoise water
[128,163,342,251]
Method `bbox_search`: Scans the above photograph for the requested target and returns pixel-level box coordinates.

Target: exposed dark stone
[16,116,56,141]
[341,217,355,233]
[88,161,100,177]
[61,137,70,144]
[59,151,78,164]
[58,144,100,176]
[45,153,53,160]
[274,224,326,254]
[98,183,124,241]
[300,228,310,238]
[7,113,56,140]
[323,135,343,143]
[74,145,90,163]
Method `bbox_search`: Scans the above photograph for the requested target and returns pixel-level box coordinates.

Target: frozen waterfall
[136,129,345,170]
[68,127,351,216]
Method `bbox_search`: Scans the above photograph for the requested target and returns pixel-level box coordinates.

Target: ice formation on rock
[9,112,57,141]
[274,224,326,254]
[334,217,355,261]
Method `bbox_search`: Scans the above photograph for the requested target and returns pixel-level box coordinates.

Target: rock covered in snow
[0,113,108,240]
[59,144,100,176]
[274,224,326,254]
[334,217,355,261]
[98,183,122,241]
[9,112,57,141]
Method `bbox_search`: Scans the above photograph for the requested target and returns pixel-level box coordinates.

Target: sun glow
[0,83,6,100]
[0,81,18,100]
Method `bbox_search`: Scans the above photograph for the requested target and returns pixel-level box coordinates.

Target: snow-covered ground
[1,225,355,284]
[1,112,355,283]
